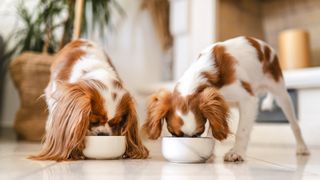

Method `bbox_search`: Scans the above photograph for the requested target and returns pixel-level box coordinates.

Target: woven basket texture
[10,52,53,141]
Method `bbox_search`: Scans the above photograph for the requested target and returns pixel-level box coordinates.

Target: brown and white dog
[142,36,310,162]
[30,40,149,161]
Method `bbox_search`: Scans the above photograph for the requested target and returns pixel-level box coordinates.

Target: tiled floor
[0,129,319,180]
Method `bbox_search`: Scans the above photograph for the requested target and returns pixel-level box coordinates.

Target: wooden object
[73,0,84,39]
[278,29,311,70]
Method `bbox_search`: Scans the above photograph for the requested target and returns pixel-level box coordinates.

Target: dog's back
[190,36,283,98]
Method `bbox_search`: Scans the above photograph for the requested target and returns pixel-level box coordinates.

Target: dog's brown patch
[262,45,283,82]
[52,40,95,81]
[195,84,210,93]
[201,45,236,88]
[199,88,230,140]
[55,51,85,81]
[90,79,108,90]
[264,45,271,62]
[201,71,218,86]
[112,80,123,89]
[166,110,185,137]
[88,85,108,126]
[246,37,283,82]
[240,80,254,96]
[246,37,263,62]
[111,92,149,159]
[171,89,189,114]
[187,92,207,136]
[142,90,172,139]
[213,45,236,87]
[104,52,121,79]
[264,55,283,82]
[112,92,117,100]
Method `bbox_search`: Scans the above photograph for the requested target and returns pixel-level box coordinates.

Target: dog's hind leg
[269,81,310,155]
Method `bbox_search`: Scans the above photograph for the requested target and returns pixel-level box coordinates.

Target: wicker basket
[10,52,53,141]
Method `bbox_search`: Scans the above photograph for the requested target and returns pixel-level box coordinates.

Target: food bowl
[162,137,214,163]
[83,136,126,159]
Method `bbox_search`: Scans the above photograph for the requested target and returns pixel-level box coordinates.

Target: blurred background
[0,0,320,146]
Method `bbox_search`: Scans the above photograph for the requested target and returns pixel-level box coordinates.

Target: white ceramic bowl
[83,136,126,159]
[162,137,214,163]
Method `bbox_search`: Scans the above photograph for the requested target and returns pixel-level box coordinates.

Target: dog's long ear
[117,93,149,159]
[199,88,230,141]
[142,90,172,140]
[29,81,93,161]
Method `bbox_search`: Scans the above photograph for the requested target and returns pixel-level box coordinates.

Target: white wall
[96,0,170,123]
[170,0,217,80]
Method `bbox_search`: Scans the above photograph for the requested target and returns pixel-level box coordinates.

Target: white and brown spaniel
[143,36,310,162]
[31,40,149,161]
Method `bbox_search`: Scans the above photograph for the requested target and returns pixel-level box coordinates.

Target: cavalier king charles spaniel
[31,40,149,161]
[142,36,309,162]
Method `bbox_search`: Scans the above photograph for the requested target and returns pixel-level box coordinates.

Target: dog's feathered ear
[142,90,172,140]
[199,88,230,141]
[29,81,93,161]
[116,93,149,159]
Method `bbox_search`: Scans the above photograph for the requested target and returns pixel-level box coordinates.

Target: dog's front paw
[224,150,244,162]
[296,145,310,156]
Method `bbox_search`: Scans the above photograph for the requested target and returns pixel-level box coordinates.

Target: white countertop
[284,67,320,89]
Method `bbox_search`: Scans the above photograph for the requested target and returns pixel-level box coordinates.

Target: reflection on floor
[0,128,319,180]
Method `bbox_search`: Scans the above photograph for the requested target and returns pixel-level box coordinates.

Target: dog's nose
[97,132,110,136]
